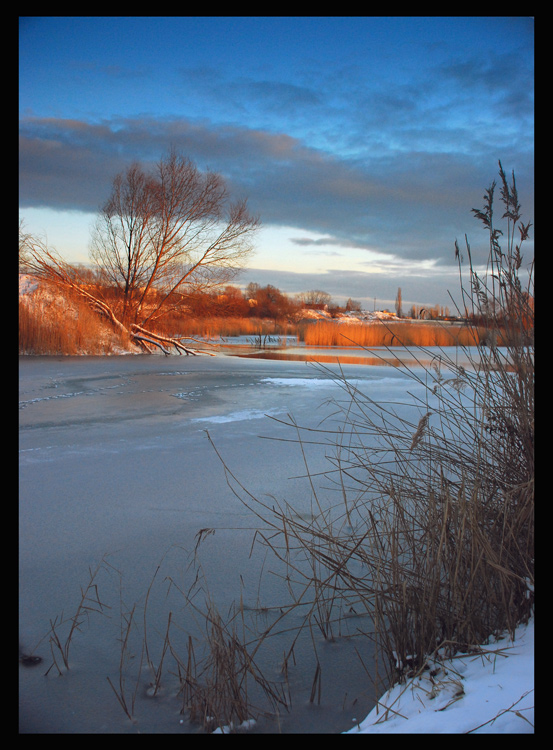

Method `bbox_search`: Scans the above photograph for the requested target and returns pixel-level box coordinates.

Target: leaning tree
[22,149,259,354]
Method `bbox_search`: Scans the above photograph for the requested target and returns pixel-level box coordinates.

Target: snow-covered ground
[294,306,402,322]
[19,351,533,734]
[347,617,534,734]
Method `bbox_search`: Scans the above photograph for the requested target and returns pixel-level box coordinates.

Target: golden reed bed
[301,320,484,348]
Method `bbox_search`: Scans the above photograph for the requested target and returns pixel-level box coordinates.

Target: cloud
[19,114,533,268]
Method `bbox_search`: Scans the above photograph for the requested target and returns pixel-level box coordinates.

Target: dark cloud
[19,114,533,268]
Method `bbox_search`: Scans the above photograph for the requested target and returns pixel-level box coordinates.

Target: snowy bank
[294,307,402,323]
[347,618,534,734]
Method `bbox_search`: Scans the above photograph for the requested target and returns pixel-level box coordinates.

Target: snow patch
[335,310,402,322]
[347,618,534,734]
[259,377,335,387]
[191,408,283,424]
[212,718,257,733]
[295,307,402,323]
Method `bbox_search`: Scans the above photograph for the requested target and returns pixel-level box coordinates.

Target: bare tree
[345,297,361,312]
[89,162,159,328]
[23,150,259,354]
[298,289,332,307]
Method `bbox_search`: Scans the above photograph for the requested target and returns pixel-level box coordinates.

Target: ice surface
[19,354,398,733]
[19,352,533,734]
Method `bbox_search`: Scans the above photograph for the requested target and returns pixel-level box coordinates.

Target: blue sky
[19,16,534,309]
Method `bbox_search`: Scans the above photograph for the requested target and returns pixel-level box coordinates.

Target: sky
[19,16,534,310]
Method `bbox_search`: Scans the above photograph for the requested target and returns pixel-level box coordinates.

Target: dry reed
[21,282,490,356]
[155,315,294,341]
[38,545,292,731]
[301,320,483,348]
[42,558,111,676]
[19,282,130,355]
[210,162,534,696]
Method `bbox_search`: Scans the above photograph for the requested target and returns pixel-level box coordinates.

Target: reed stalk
[211,162,534,696]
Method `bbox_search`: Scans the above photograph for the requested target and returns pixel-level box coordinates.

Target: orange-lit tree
[22,149,259,354]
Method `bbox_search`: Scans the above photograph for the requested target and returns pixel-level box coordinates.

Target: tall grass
[216,162,534,695]
[19,282,131,355]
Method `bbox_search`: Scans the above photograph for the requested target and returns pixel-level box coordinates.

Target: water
[19,350,433,733]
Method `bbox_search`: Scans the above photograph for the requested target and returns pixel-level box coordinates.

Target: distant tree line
[168,283,359,321]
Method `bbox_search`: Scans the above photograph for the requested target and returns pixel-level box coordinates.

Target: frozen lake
[19,350,441,733]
